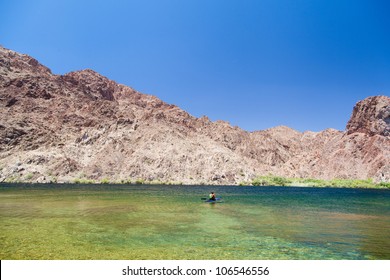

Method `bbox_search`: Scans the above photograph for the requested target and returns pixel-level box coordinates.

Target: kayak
[204,197,223,203]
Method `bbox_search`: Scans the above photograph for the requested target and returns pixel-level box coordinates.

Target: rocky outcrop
[0,46,389,184]
[346,96,390,136]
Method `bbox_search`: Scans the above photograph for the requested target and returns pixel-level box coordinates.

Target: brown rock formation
[0,46,389,184]
[346,95,390,136]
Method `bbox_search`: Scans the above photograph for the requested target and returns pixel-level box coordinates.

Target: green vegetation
[73,178,96,184]
[379,182,390,188]
[250,175,389,189]
[72,172,96,184]
[167,181,183,185]
[252,175,291,186]
[327,178,375,188]
[48,176,58,183]
[120,178,133,184]
[100,177,110,184]
[135,178,145,185]
[134,179,183,185]
[3,171,388,189]
[4,175,20,183]
[44,171,58,183]
[67,176,183,186]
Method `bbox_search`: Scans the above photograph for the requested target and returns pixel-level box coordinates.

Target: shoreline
[0,178,389,190]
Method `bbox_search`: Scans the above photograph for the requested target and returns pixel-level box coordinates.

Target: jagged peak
[264,125,301,134]
[0,45,52,75]
[63,69,111,82]
[346,95,390,136]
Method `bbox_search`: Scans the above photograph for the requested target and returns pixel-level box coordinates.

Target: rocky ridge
[0,46,389,184]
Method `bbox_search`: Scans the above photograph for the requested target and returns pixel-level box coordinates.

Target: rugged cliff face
[346,96,390,136]
[1,46,389,184]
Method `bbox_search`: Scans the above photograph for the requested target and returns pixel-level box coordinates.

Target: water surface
[1,184,389,259]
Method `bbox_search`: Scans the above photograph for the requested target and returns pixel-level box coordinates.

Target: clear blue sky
[1,0,389,132]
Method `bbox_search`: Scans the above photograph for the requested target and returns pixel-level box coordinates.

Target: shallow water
[0,184,389,259]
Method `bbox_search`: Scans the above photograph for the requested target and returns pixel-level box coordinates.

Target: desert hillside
[1,46,389,184]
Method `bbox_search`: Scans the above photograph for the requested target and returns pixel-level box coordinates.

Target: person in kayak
[209,192,216,201]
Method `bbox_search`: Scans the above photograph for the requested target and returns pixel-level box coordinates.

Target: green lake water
[0,184,389,260]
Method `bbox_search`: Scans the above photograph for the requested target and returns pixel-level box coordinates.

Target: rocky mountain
[1,46,389,184]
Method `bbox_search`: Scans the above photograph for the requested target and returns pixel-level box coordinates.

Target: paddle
[201,197,222,201]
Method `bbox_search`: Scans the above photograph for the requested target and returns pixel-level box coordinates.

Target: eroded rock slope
[1,46,389,184]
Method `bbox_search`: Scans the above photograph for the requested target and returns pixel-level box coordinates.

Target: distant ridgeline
[0,46,389,186]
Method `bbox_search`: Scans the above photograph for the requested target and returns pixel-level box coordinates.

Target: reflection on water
[0,184,389,259]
